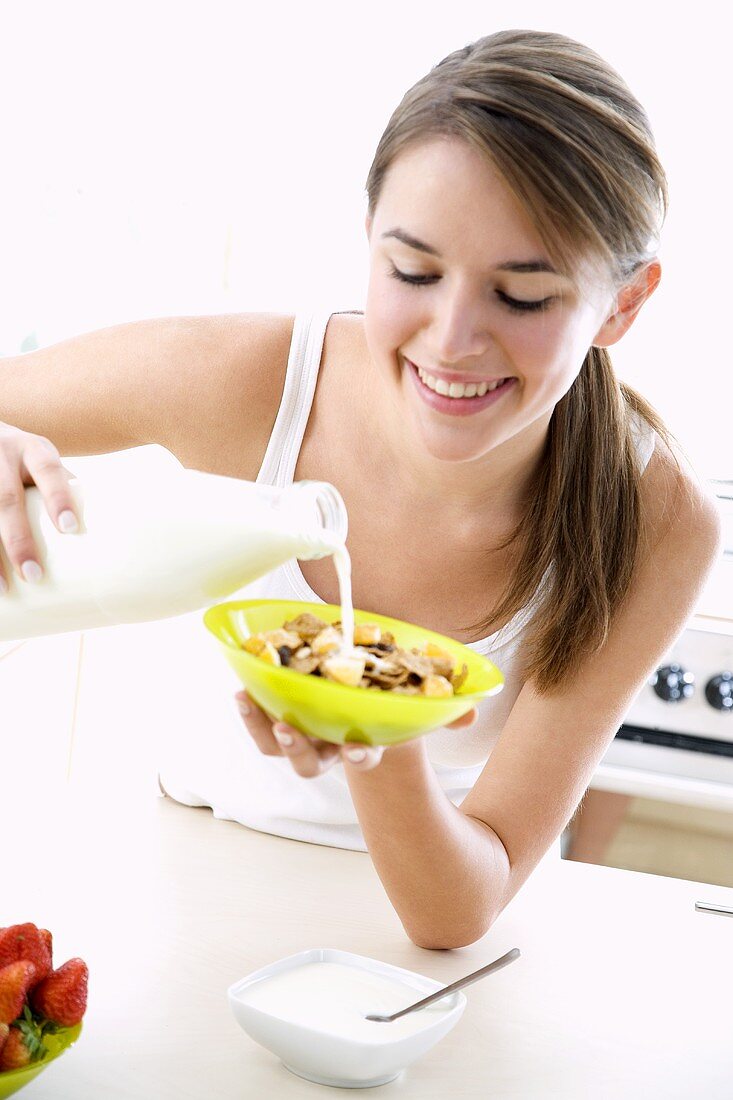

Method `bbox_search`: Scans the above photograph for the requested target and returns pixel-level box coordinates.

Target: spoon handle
[385,947,521,1022]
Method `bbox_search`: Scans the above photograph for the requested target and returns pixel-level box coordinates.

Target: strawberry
[0,925,52,987]
[0,1027,32,1070]
[0,1009,45,1071]
[0,1022,8,1058]
[39,929,53,969]
[31,958,88,1027]
[0,961,37,1026]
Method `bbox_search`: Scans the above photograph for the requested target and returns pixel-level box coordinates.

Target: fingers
[272,726,342,778]
[22,438,79,535]
[234,691,383,777]
[0,432,79,591]
[339,743,385,770]
[446,706,478,730]
[235,691,282,756]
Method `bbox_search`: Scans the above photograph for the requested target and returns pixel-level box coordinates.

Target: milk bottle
[0,449,348,642]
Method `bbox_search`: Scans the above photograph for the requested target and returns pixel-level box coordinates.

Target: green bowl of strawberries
[0,924,87,1097]
[0,1021,82,1098]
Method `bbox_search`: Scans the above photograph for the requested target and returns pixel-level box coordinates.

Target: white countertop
[2,623,732,1098]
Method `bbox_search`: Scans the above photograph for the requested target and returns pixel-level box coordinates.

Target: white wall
[0,0,728,476]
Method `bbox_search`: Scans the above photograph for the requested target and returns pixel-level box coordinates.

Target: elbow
[405,915,497,952]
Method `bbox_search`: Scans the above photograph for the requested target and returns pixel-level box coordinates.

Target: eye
[496,290,554,313]
[388,263,555,312]
[388,264,439,287]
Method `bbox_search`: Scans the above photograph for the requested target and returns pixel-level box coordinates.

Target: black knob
[704,672,733,713]
[651,664,694,702]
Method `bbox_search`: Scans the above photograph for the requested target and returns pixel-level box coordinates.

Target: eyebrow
[381,227,561,276]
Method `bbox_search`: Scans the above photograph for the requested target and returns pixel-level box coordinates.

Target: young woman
[0,30,721,948]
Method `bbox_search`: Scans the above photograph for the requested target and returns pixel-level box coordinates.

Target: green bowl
[0,1024,82,1098]
[203,599,504,746]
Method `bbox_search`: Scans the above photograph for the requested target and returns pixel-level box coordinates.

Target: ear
[592,261,662,348]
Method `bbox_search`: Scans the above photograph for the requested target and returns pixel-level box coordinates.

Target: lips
[406,358,509,391]
[404,358,517,417]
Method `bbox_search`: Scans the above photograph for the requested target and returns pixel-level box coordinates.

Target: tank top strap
[628,407,657,474]
[256,311,333,486]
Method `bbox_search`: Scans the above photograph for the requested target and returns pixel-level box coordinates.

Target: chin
[411,420,506,464]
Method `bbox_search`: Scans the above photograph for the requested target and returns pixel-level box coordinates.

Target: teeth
[417,367,507,399]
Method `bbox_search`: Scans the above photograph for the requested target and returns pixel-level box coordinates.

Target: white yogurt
[237,961,454,1042]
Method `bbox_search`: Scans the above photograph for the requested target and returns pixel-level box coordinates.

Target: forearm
[345,739,511,949]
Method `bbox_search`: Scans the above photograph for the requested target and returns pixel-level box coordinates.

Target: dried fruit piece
[257,641,281,666]
[311,626,342,656]
[426,654,455,679]
[242,635,266,656]
[262,628,302,649]
[354,623,381,646]
[322,654,367,686]
[452,663,469,692]
[421,675,454,698]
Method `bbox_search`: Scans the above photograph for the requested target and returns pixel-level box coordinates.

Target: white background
[0,1,729,476]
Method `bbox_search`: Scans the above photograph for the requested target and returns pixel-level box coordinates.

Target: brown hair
[366,29,675,691]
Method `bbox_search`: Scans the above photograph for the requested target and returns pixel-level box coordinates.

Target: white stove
[595,485,733,811]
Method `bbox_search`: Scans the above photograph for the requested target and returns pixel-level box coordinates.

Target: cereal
[311,626,343,656]
[241,615,469,696]
[322,654,367,686]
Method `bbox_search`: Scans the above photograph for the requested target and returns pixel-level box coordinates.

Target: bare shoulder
[638,432,722,566]
[150,312,295,477]
[321,311,366,363]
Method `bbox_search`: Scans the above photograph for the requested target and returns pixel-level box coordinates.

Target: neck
[362,372,550,535]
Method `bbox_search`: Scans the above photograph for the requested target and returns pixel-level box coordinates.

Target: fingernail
[236,697,250,716]
[58,509,79,533]
[274,728,294,747]
[21,560,43,584]
[346,748,367,763]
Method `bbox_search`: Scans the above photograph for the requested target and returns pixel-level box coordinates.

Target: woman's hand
[235,690,478,778]
[0,423,78,591]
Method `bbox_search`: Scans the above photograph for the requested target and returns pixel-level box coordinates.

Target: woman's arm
[0,312,292,475]
[345,447,722,949]
[0,313,293,581]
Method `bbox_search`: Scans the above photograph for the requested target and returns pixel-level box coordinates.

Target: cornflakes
[242,613,468,696]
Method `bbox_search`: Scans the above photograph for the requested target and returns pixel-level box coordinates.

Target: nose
[430,284,494,364]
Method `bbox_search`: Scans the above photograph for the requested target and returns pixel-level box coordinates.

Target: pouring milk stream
[0,450,354,645]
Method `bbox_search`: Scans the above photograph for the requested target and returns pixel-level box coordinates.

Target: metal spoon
[365,947,521,1022]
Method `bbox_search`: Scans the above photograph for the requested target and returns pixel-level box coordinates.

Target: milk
[332,544,355,655]
[0,449,349,642]
[236,961,454,1042]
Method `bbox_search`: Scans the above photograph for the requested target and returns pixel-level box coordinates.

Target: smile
[404,358,517,417]
[416,366,509,399]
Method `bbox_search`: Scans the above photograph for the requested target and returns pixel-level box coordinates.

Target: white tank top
[157,311,656,851]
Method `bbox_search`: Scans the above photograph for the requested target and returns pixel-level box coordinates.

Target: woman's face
[364,137,616,465]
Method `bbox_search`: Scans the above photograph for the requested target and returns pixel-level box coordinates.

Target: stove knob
[651,664,695,702]
[704,672,733,713]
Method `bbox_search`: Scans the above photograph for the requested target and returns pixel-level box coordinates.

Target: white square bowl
[228,947,466,1088]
